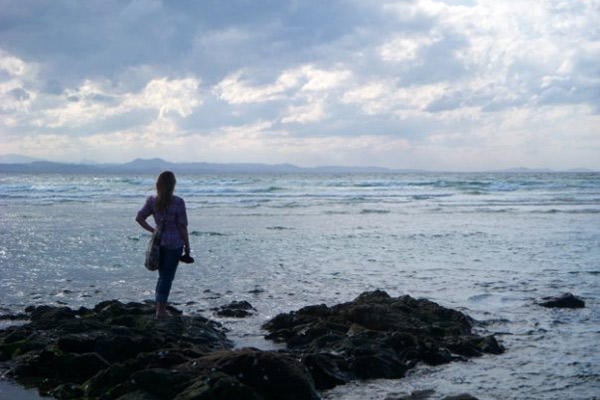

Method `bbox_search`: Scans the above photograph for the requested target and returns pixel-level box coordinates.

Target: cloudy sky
[0,0,598,170]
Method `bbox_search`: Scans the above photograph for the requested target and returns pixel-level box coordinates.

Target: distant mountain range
[0,156,404,174]
[0,155,596,174]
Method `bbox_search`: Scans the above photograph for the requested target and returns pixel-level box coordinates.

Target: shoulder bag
[144,208,168,271]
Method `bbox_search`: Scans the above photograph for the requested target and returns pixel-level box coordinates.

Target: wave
[266,226,294,230]
[531,208,600,214]
[190,231,227,237]
[360,209,391,214]
[2,173,599,210]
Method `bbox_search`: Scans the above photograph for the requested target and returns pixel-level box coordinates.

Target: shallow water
[1,172,599,399]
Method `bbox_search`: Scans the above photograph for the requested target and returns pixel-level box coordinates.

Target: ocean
[0,171,599,399]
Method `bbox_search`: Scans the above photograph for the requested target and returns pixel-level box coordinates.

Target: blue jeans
[155,246,182,303]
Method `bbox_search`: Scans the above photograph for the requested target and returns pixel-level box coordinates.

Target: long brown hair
[155,171,176,212]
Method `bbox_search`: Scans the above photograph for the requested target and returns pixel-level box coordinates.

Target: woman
[136,171,190,319]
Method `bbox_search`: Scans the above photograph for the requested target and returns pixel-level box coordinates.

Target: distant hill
[0,157,402,174]
[0,156,596,174]
[0,154,41,164]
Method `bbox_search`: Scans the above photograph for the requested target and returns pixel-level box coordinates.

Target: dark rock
[0,292,505,399]
[27,305,75,323]
[0,301,232,399]
[386,389,435,400]
[185,348,320,400]
[174,372,263,400]
[263,290,504,388]
[0,312,28,320]
[442,394,479,400]
[539,293,585,308]
[129,368,196,399]
[48,383,85,399]
[214,300,256,318]
[302,353,351,389]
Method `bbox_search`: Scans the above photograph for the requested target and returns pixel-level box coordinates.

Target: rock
[128,368,196,399]
[442,394,479,400]
[0,301,232,398]
[214,300,256,318]
[263,290,504,389]
[539,293,585,308]
[301,353,351,389]
[48,383,85,399]
[385,389,435,400]
[385,390,478,400]
[185,348,320,400]
[174,372,263,400]
[0,292,505,398]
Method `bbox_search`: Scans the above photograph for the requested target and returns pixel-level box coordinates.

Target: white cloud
[33,77,201,129]
[213,71,291,104]
[122,77,201,118]
[299,65,352,91]
[379,35,440,63]
[0,50,37,114]
[0,50,31,77]
[342,80,446,116]
[281,99,326,124]
[173,128,411,167]
[213,64,351,104]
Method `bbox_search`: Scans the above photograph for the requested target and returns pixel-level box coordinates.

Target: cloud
[379,34,441,63]
[0,1,599,169]
[281,98,326,124]
[122,78,201,118]
[19,76,201,130]
[0,49,30,77]
[214,64,351,105]
[342,79,446,116]
[0,50,38,116]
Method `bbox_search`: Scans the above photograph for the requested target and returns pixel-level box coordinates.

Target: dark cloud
[8,87,29,101]
[0,0,386,86]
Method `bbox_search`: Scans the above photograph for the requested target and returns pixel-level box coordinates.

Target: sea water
[0,172,598,399]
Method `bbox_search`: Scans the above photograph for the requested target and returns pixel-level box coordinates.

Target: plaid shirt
[137,195,188,249]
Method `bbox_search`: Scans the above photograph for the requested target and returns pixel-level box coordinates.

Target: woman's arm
[136,197,155,233]
[136,216,155,233]
[179,225,190,255]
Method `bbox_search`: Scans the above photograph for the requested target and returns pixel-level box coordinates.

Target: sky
[0,0,599,170]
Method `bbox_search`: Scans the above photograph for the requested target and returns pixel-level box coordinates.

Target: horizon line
[0,155,597,173]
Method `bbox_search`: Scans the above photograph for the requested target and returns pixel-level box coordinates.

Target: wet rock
[301,353,351,390]
[539,293,585,308]
[174,371,263,400]
[0,300,232,398]
[48,383,85,399]
[263,290,504,389]
[184,348,320,400]
[214,300,256,318]
[0,292,505,398]
[385,389,435,400]
[442,394,479,400]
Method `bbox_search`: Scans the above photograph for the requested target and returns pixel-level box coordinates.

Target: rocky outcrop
[0,291,504,399]
[385,390,479,400]
[539,293,585,308]
[263,290,504,390]
[0,300,318,400]
[213,300,256,318]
